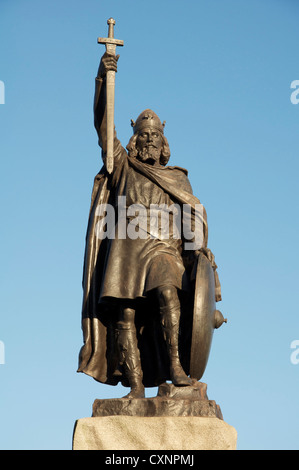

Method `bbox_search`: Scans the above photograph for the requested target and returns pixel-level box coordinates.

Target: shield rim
[189,252,216,380]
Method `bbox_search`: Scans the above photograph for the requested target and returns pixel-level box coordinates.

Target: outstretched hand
[97,52,120,79]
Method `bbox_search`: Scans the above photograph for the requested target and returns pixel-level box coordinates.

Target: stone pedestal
[73,416,237,450]
[72,382,237,450]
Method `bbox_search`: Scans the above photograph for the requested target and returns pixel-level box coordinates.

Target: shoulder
[166,165,188,176]
[165,165,193,194]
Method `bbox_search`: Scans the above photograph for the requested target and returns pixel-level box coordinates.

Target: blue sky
[0,0,299,450]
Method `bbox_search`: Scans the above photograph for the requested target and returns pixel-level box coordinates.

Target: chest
[125,168,174,208]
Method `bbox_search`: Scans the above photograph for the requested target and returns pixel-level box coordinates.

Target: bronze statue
[77,20,225,399]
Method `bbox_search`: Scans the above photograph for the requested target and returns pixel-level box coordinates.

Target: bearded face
[136,129,163,165]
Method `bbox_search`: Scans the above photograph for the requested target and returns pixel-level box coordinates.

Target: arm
[180,174,221,301]
[94,53,123,167]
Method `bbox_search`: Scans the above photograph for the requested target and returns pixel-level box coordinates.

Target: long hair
[126,133,171,166]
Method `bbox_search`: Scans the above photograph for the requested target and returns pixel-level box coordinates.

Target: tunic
[99,152,194,300]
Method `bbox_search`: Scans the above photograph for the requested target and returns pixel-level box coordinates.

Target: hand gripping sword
[98,18,124,174]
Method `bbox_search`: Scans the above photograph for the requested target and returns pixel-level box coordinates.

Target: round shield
[189,251,216,380]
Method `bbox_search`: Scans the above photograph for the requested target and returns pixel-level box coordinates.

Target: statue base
[72,416,237,450]
[72,381,237,450]
[92,381,223,419]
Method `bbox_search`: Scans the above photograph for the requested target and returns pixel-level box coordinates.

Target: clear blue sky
[1,0,299,450]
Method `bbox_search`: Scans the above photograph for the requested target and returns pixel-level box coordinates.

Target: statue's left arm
[181,172,222,301]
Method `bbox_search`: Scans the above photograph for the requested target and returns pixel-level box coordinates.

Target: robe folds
[77,149,221,387]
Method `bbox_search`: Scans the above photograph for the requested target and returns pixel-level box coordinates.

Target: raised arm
[94,52,123,166]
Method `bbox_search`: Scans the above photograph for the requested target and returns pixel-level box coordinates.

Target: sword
[98,18,124,174]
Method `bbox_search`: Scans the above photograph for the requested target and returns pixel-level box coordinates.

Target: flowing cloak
[77,76,221,388]
[77,151,222,387]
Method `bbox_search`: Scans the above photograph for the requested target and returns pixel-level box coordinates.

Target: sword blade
[106,68,115,174]
[105,43,116,174]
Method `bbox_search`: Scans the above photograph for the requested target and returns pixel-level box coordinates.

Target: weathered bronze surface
[77,19,226,404]
[97,18,123,173]
[190,251,226,379]
[92,380,223,419]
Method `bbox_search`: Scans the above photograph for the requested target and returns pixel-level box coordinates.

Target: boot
[115,321,145,399]
[160,304,192,386]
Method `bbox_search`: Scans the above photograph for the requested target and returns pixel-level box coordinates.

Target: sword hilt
[98,18,124,49]
[107,18,115,38]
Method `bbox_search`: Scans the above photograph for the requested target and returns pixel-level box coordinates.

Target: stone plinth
[92,397,223,419]
[92,380,222,419]
[72,416,237,450]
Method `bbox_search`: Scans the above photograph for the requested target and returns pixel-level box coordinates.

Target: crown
[131,109,166,135]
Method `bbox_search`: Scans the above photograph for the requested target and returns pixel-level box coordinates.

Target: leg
[116,307,145,398]
[157,285,192,386]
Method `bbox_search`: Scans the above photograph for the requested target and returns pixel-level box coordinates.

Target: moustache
[144,143,158,148]
[143,145,159,153]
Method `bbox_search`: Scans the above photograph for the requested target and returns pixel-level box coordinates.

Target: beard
[137,145,161,165]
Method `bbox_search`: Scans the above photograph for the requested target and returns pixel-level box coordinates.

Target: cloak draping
[77,149,221,387]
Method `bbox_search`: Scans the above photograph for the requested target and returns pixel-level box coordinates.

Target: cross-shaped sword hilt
[98,18,124,53]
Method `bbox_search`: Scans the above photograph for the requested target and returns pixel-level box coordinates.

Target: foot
[170,364,193,386]
[123,385,145,399]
